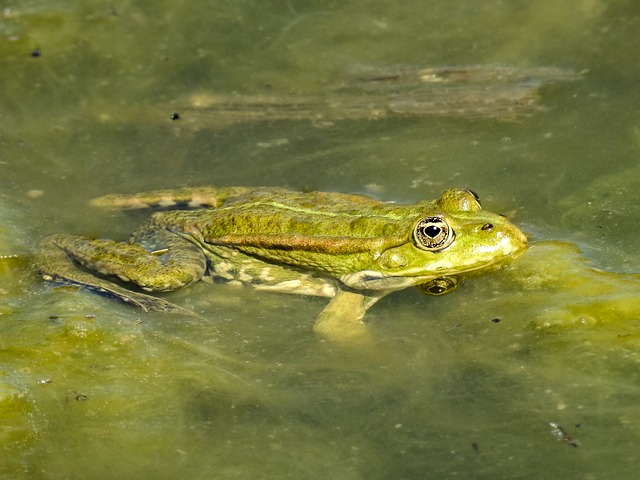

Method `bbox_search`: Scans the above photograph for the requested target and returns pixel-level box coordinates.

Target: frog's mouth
[339,247,527,291]
[340,269,472,291]
[339,271,432,291]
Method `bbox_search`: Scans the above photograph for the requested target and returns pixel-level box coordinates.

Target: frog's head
[341,188,528,290]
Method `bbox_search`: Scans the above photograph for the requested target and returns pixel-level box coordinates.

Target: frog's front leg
[36,226,207,312]
[313,290,386,342]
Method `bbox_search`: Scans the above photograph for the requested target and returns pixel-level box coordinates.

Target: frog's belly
[203,251,339,298]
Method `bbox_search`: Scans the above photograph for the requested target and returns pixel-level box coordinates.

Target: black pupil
[428,285,446,294]
[425,225,441,238]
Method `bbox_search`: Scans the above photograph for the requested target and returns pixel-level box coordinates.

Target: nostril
[481,223,493,231]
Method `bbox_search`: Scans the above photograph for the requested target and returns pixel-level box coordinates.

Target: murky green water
[2,1,640,478]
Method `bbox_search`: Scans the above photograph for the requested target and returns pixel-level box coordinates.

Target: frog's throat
[339,257,513,291]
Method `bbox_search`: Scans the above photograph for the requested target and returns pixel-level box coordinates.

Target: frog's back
[93,187,431,240]
[197,189,429,240]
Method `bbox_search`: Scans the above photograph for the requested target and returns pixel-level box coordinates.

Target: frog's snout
[508,226,529,254]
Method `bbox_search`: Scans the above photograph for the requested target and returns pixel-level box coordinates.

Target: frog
[35,186,527,338]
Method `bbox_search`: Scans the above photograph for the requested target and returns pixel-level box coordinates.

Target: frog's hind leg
[36,235,187,312]
[36,230,207,313]
[89,186,259,210]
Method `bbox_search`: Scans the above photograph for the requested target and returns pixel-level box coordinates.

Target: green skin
[36,187,527,334]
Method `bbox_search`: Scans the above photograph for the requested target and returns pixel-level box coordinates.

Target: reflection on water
[2,0,640,478]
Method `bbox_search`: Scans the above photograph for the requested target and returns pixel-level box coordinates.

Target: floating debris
[549,421,579,447]
[97,65,582,127]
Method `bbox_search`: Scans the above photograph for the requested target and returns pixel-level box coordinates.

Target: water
[2,0,640,478]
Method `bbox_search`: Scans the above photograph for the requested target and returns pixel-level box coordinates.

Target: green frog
[36,186,527,337]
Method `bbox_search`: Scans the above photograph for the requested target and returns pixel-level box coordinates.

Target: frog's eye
[417,276,460,296]
[413,216,455,251]
[464,188,481,207]
[436,188,482,212]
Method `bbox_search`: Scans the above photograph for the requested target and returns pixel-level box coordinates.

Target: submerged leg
[313,290,385,342]
[36,228,207,312]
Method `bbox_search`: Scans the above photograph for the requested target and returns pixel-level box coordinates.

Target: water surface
[2,1,640,478]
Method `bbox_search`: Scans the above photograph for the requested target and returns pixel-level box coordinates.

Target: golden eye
[413,216,455,251]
